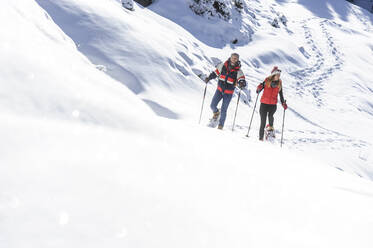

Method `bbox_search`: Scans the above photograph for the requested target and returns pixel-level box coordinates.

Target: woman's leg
[259,103,268,140]
[268,104,277,127]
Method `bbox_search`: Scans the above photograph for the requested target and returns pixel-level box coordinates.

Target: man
[204,53,247,129]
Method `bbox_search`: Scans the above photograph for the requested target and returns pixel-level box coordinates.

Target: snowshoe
[264,124,276,142]
[207,110,220,128]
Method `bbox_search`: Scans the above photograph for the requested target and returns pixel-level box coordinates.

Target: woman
[256,66,288,141]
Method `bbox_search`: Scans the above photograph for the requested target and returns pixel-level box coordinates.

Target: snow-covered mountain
[1,0,373,247]
[351,0,373,12]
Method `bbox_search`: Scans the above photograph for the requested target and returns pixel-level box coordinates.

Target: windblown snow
[1,0,373,247]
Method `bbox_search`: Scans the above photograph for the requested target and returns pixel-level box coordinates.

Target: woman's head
[270,66,281,80]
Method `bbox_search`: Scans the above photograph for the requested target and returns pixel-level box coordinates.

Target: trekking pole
[245,92,259,137]
[232,89,241,131]
[280,102,286,148]
[198,83,208,124]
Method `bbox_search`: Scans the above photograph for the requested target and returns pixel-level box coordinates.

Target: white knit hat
[270,66,281,76]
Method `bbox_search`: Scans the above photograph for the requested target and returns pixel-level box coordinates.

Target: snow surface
[1,0,373,247]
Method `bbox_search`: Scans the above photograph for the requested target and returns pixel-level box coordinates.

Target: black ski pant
[259,103,277,140]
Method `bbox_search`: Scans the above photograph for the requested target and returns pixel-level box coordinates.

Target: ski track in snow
[286,129,369,150]
[284,18,372,164]
[290,18,344,107]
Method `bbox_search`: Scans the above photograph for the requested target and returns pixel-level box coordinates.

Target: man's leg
[210,90,223,114]
[218,93,233,127]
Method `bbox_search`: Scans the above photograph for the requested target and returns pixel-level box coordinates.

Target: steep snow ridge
[35,0,221,120]
[0,0,155,133]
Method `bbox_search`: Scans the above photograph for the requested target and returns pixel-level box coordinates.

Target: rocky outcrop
[134,0,153,7]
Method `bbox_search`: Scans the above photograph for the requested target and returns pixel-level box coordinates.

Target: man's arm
[237,69,247,88]
[205,62,223,82]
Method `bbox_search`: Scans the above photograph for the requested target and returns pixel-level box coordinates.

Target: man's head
[230,53,240,66]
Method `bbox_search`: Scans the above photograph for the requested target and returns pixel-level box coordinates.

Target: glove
[238,80,246,89]
[282,102,288,110]
[256,84,263,93]
[204,77,209,83]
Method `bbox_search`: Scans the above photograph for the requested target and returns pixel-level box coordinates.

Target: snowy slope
[34,0,373,177]
[0,0,156,131]
[1,0,373,247]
